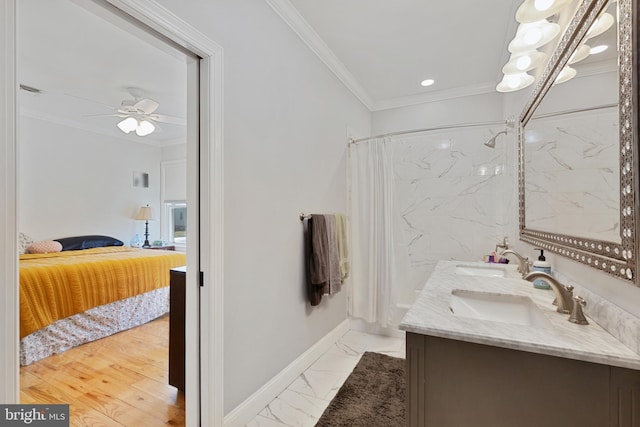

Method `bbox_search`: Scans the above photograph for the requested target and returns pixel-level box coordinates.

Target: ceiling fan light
[117,117,137,134]
[136,120,155,136]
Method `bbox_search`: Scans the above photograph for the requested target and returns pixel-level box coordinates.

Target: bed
[19,244,186,365]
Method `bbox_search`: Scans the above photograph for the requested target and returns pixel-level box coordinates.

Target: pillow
[18,232,33,255]
[27,240,63,254]
[54,235,124,251]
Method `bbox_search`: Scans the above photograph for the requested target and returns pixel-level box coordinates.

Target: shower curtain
[349,137,407,327]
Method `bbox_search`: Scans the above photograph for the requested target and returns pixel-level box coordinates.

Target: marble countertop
[399,260,640,370]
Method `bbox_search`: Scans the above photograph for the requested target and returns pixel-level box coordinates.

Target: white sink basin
[455,264,507,278]
[449,289,551,327]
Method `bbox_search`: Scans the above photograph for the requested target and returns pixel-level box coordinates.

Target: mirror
[519,0,637,284]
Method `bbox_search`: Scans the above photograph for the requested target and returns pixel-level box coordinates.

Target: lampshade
[553,66,577,85]
[496,72,535,93]
[502,50,548,73]
[117,117,137,133]
[585,12,614,40]
[135,205,154,221]
[508,20,561,53]
[516,0,573,23]
[117,117,156,136]
[568,44,591,64]
[136,120,155,137]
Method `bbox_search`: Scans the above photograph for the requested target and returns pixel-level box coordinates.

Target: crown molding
[371,81,498,112]
[264,0,373,110]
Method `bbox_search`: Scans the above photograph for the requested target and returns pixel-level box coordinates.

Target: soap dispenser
[532,249,551,289]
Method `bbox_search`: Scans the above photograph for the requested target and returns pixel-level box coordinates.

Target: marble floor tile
[287,369,345,401]
[245,329,406,426]
[259,389,327,427]
[246,415,291,427]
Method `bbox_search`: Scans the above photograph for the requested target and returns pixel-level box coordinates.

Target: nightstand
[148,245,176,251]
[169,266,186,392]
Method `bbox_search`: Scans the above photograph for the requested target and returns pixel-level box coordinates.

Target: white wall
[373,75,640,322]
[372,92,516,296]
[154,0,372,414]
[19,116,163,244]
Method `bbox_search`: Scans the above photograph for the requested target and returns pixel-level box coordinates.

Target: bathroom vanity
[400,261,640,427]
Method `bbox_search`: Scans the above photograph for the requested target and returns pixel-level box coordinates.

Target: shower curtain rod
[349,118,510,145]
[526,103,617,121]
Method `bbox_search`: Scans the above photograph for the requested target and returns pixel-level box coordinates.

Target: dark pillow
[54,235,124,251]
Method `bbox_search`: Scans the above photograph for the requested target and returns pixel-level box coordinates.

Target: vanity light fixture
[515,0,573,23]
[420,79,435,87]
[568,44,591,64]
[585,12,614,39]
[502,50,548,73]
[496,72,535,92]
[589,44,608,54]
[553,66,576,84]
[508,20,561,53]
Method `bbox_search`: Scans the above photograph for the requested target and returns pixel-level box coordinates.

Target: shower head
[484,130,508,148]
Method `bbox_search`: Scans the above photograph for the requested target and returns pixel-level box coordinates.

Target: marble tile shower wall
[392,127,516,299]
[525,109,619,242]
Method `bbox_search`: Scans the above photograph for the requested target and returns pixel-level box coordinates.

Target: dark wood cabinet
[169,266,186,392]
[406,333,640,427]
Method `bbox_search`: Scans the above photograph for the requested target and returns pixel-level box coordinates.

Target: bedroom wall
[19,115,163,245]
[153,0,372,414]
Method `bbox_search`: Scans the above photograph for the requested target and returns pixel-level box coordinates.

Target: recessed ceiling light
[420,79,435,87]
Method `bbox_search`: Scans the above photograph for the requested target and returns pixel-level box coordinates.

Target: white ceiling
[17,0,617,142]
[18,0,188,146]
[279,0,522,109]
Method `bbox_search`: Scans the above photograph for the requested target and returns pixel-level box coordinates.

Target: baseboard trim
[349,318,405,339]
[223,318,352,427]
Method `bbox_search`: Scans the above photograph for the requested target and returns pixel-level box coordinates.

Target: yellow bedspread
[19,246,186,338]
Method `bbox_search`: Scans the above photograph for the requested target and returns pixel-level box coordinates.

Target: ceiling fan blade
[134,98,159,114]
[84,113,129,118]
[147,113,186,126]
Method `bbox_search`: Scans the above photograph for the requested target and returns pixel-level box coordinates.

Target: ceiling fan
[89,87,185,137]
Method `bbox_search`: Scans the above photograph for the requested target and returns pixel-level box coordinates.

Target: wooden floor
[20,315,185,426]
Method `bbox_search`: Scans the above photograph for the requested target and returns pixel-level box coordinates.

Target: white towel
[335,213,349,283]
[324,214,342,294]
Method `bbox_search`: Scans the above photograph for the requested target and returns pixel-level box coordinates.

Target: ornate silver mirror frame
[519,0,638,284]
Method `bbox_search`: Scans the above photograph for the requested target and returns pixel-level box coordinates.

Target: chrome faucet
[523,271,574,314]
[495,236,509,252]
[500,249,531,277]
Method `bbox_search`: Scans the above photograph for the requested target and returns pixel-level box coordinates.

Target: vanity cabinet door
[610,367,640,427]
[406,333,614,427]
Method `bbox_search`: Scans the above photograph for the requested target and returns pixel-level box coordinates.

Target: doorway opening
[11,0,225,425]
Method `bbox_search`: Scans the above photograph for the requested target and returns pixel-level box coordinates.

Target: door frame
[0,1,225,426]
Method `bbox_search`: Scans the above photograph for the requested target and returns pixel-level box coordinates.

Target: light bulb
[516,55,532,70]
[524,27,543,45]
[136,120,155,136]
[117,117,137,134]
[534,0,554,11]
[590,45,608,54]
[420,79,435,87]
[505,74,522,89]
